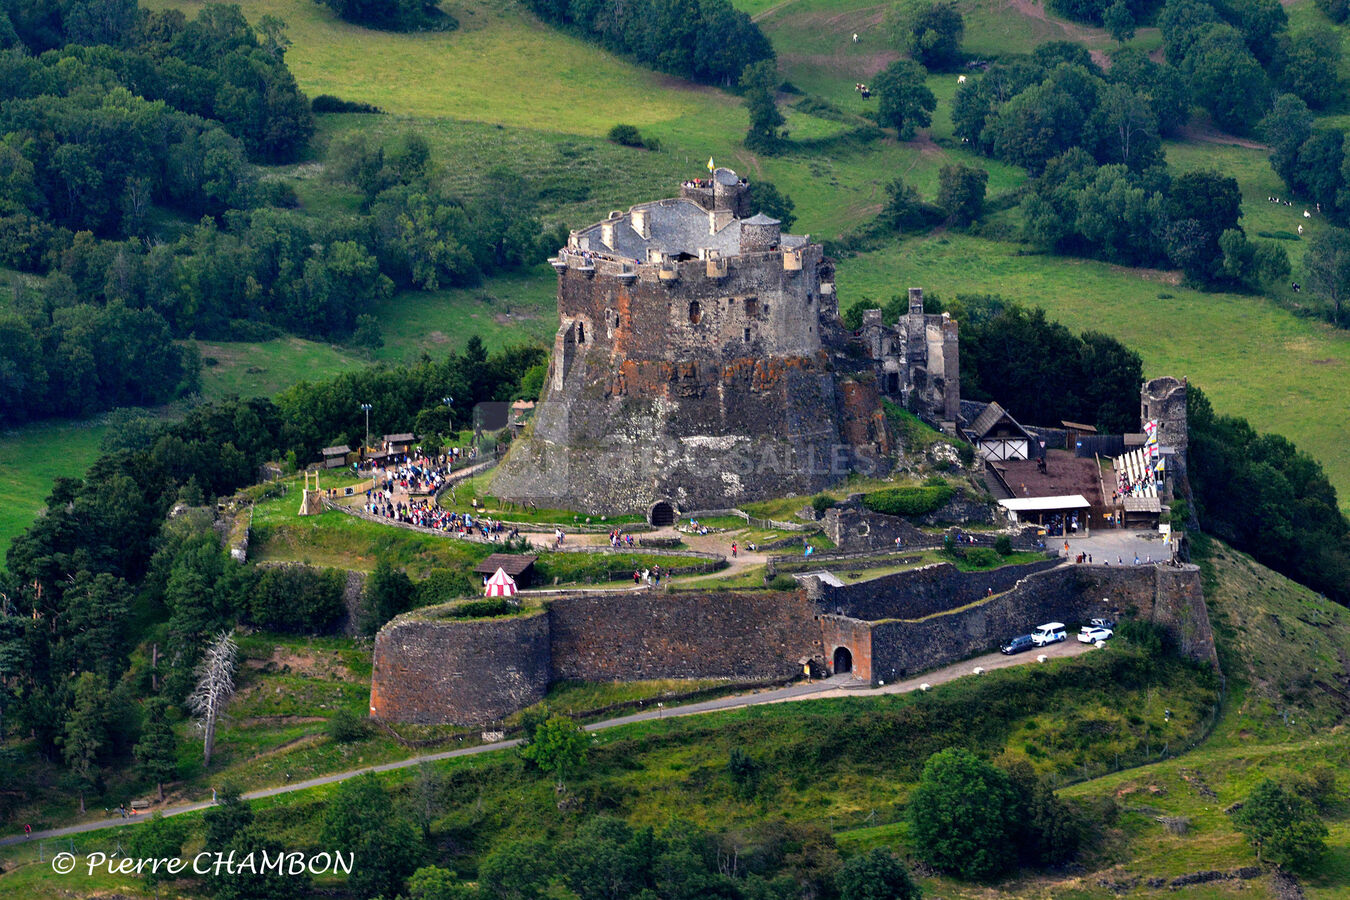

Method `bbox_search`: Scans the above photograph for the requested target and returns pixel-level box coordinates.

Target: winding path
[0,640,1092,848]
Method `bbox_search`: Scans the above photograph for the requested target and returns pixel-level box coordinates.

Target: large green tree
[520,714,589,788]
[1303,226,1350,326]
[134,697,178,802]
[874,59,936,140]
[742,60,785,152]
[898,0,964,69]
[936,164,988,226]
[907,748,1018,880]
[60,672,111,813]
[322,774,424,899]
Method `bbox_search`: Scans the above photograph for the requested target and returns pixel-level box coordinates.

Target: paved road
[0,640,1093,848]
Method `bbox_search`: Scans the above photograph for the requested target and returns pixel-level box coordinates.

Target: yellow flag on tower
[707,156,715,173]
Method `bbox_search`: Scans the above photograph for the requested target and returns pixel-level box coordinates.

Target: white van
[1031,622,1067,646]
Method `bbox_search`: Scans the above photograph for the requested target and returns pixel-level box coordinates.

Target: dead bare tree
[188,631,238,767]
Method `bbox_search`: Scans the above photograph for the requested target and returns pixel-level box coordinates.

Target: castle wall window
[689,301,702,324]
[744,328,751,342]
[577,322,585,343]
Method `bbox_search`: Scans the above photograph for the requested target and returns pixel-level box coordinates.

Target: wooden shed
[320,444,351,469]
[473,553,538,588]
[964,402,1033,461]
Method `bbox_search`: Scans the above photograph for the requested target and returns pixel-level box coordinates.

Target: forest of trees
[1187,386,1350,604]
[0,2,561,424]
[522,0,774,86]
[0,339,543,810]
[951,44,1287,290]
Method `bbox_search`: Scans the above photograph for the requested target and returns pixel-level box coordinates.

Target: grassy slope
[0,421,107,567]
[1043,543,1350,898]
[0,545,1345,899]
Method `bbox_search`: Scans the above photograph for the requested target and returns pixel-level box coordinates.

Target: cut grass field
[0,420,107,568]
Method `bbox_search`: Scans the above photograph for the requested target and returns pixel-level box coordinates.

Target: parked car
[1090,617,1116,629]
[1031,622,1067,646]
[1001,634,1035,654]
[1078,625,1114,644]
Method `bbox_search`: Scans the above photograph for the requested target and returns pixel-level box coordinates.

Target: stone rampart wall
[820,559,1062,621]
[866,564,1212,683]
[370,610,550,725]
[548,590,820,682]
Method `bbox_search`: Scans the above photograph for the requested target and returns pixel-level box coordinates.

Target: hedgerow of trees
[312,0,457,32]
[522,0,774,86]
[845,293,1145,434]
[1186,385,1350,604]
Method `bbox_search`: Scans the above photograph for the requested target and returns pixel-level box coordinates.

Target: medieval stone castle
[490,169,958,521]
[367,172,1214,728]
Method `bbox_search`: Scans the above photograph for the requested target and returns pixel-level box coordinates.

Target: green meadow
[0,421,108,565]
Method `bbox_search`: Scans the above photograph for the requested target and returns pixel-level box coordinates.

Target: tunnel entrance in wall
[833,646,853,674]
[649,501,676,527]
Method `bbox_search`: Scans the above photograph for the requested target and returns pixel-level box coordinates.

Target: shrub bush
[312,95,385,114]
[249,565,345,634]
[965,547,1000,568]
[768,574,799,591]
[415,568,477,607]
[811,494,833,514]
[863,483,955,517]
[1116,619,1174,658]
[606,124,657,149]
[994,535,1013,556]
[446,599,511,619]
[328,708,369,742]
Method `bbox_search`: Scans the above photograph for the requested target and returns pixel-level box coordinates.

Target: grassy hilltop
[130,0,1350,508]
[6,0,1350,566]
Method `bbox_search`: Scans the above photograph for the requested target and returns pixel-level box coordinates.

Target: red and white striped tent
[484,567,518,598]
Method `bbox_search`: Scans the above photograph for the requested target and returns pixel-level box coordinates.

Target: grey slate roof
[966,402,1032,441]
[576,199,804,262]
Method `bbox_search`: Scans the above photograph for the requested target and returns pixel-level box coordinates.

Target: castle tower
[1141,376,1188,494]
[492,171,890,517]
[1141,377,1188,456]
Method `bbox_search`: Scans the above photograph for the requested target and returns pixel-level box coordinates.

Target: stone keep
[491,169,892,517]
[856,288,960,426]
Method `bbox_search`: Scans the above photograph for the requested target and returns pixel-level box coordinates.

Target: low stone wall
[548,589,820,682]
[370,610,550,725]
[819,559,1063,621]
[823,506,928,551]
[865,564,1213,683]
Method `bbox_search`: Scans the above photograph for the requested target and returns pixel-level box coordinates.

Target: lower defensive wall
[370,561,1215,725]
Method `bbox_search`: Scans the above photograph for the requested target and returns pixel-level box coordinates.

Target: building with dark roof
[964,402,1033,461]
[473,553,538,587]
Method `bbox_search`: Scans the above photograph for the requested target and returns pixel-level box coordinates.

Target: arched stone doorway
[649,500,676,527]
[833,646,853,674]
